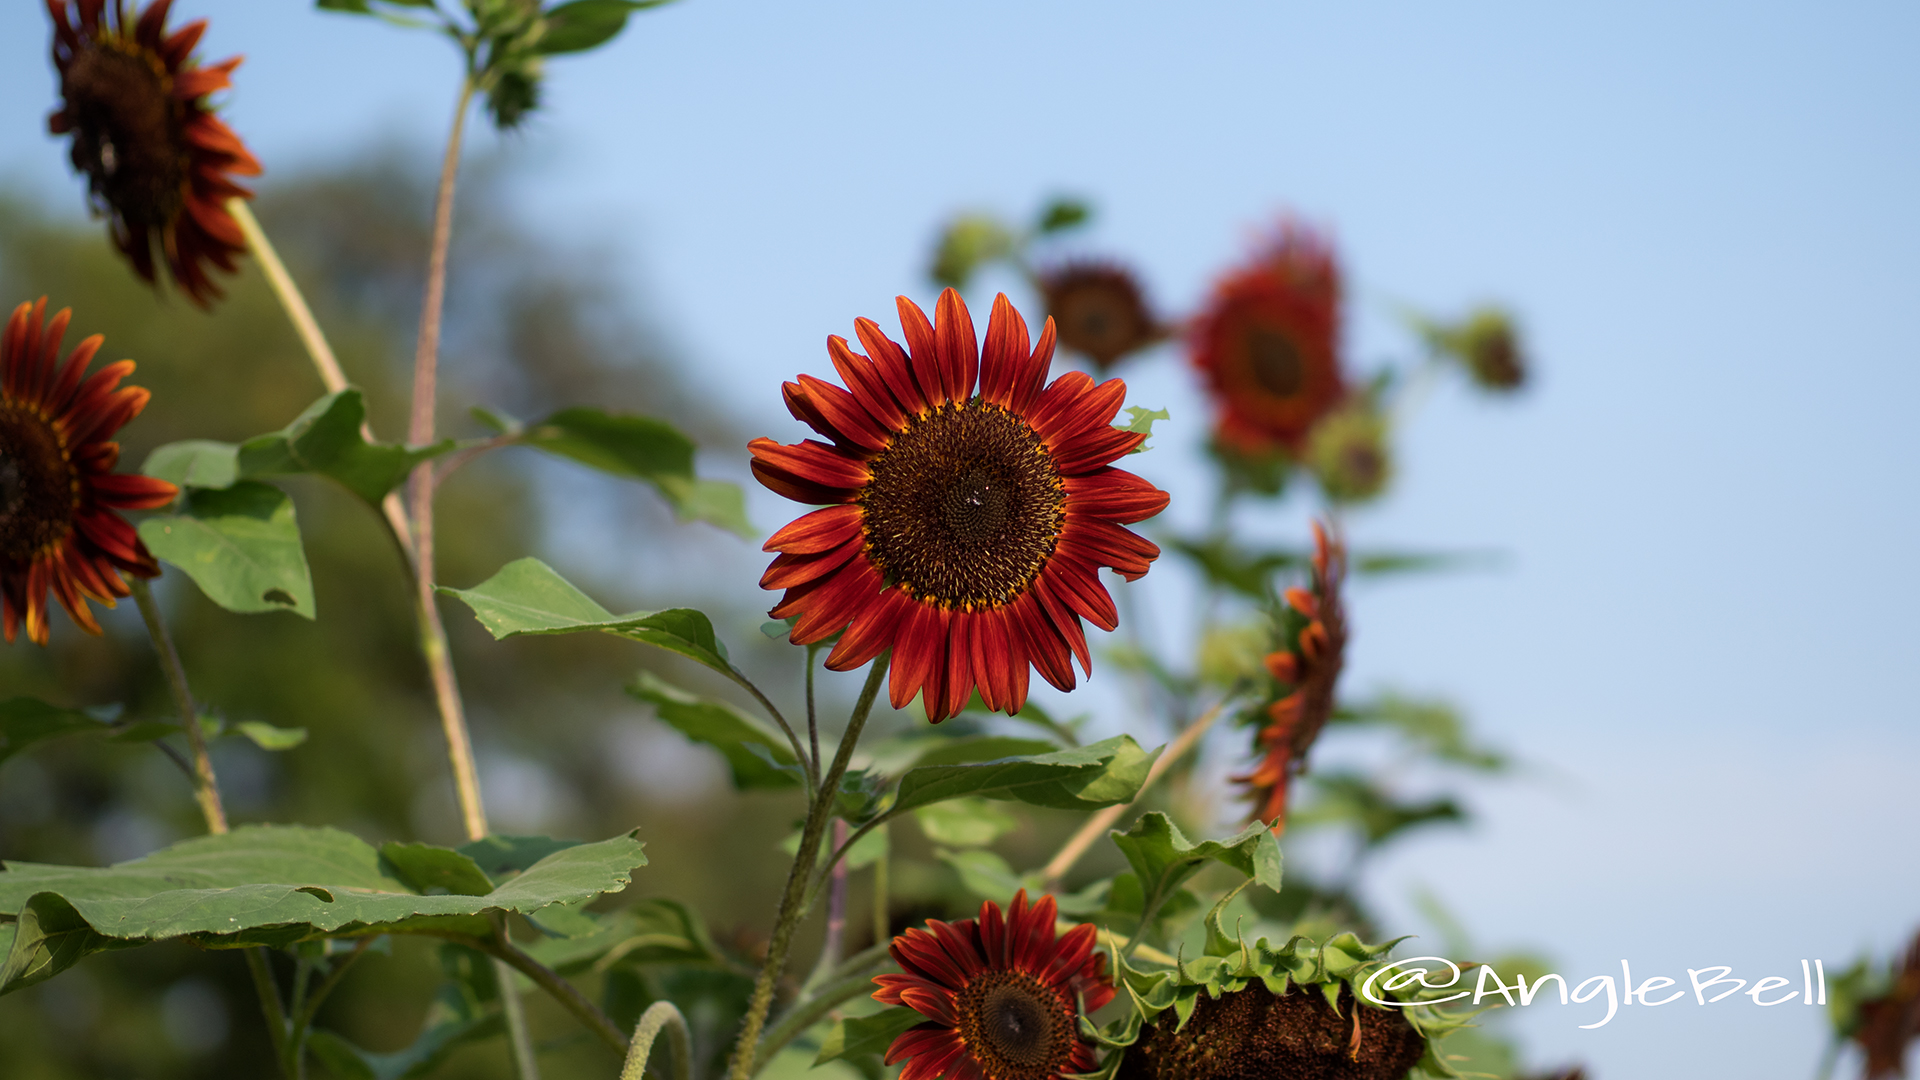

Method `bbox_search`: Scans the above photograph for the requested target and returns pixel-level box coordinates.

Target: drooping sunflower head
[751,289,1169,722]
[2,298,177,645]
[1191,221,1345,456]
[1233,520,1347,832]
[1115,980,1427,1080]
[47,0,261,306]
[1039,263,1163,371]
[874,890,1115,1080]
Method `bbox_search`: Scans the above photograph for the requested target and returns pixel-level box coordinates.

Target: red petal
[789,556,882,644]
[825,587,911,671]
[895,296,948,407]
[855,317,927,416]
[763,504,863,554]
[1032,571,1097,673]
[1053,426,1146,475]
[1011,317,1056,414]
[1008,592,1076,692]
[1064,468,1169,525]
[933,288,978,403]
[978,293,1030,408]
[758,538,862,590]
[888,601,947,712]
[797,374,891,453]
[748,437,869,490]
[1036,375,1128,449]
[827,335,907,432]
[88,472,178,510]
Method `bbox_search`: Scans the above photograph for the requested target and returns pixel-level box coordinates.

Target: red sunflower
[1038,263,1163,371]
[48,0,262,306]
[1,299,177,645]
[1190,221,1345,455]
[751,289,1169,722]
[1234,520,1347,833]
[874,890,1114,1080]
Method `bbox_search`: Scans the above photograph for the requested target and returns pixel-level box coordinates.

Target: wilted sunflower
[1191,222,1345,455]
[1,299,176,645]
[48,0,261,306]
[1235,521,1347,832]
[1039,263,1162,370]
[874,890,1114,1080]
[752,289,1169,722]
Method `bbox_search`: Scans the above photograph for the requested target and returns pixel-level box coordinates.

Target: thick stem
[805,645,821,777]
[409,77,473,452]
[621,1001,693,1080]
[726,661,887,1080]
[800,819,850,996]
[130,578,225,834]
[1041,698,1230,887]
[227,197,348,395]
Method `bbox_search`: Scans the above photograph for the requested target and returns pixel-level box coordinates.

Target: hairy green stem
[621,1001,692,1080]
[450,933,628,1056]
[129,579,225,833]
[726,661,888,1080]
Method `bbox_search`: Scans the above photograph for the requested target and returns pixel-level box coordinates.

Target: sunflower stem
[751,964,891,1075]
[1040,698,1231,889]
[129,578,226,835]
[244,948,297,1079]
[727,660,888,1080]
[443,932,628,1056]
[621,1002,692,1080]
[799,819,850,996]
[805,644,822,778]
[724,664,815,802]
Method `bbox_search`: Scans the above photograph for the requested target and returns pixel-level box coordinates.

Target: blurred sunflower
[1191,222,1345,455]
[874,890,1113,1080]
[1235,520,1347,832]
[752,289,1169,722]
[1038,263,1162,371]
[1,299,176,645]
[48,0,261,306]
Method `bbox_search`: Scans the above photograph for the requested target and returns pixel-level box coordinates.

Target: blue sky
[3,2,1917,1076]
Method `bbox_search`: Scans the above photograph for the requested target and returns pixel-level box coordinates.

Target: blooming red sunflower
[48,0,261,307]
[2,299,176,645]
[1038,263,1162,371]
[751,289,1169,722]
[874,890,1114,1080]
[1190,221,1345,455]
[1234,520,1347,833]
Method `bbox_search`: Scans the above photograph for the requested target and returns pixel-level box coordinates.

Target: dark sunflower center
[63,42,187,228]
[1061,287,1128,351]
[1246,326,1304,398]
[859,400,1065,610]
[956,969,1073,1080]
[0,407,78,563]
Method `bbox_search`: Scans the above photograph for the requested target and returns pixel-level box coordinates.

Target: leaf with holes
[138,482,315,618]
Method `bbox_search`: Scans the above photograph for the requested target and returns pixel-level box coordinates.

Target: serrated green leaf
[138,482,316,618]
[141,440,239,490]
[440,558,733,677]
[522,407,753,536]
[626,671,799,790]
[890,735,1156,816]
[935,847,1036,902]
[1109,813,1283,914]
[914,798,1018,846]
[455,835,586,885]
[0,826,645,995]
[0,698,106,766]
[815,1006,924,1065]
[236,390,452,504]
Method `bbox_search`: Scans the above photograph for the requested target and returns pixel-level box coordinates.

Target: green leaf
[522,407,753,536]
[625,671,799,790]
[236,390,452,504]
[141,440,239,490]
[306,982,503,1080]
[454,835,585,885]
[1109,813,1283,911]
[891,735,1156,816]
[930,213,1015,289]
[914,798,1018,846]
[227,721,308,752]
[537,0,668,54]
[1116,406,1169,453]
[815,1006,925,1065]
[138,482,315,618]
[441,558,733,677]
[379,843,497,897]
[0,698,106,766]
[1035,196,1092,234]
[0,826,646,995]
[935,847,1034,901]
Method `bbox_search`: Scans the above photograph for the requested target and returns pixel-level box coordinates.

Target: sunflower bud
[1116,982,1427,1080]
[1437,307,1527,391]
[1305,403,1391,504]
